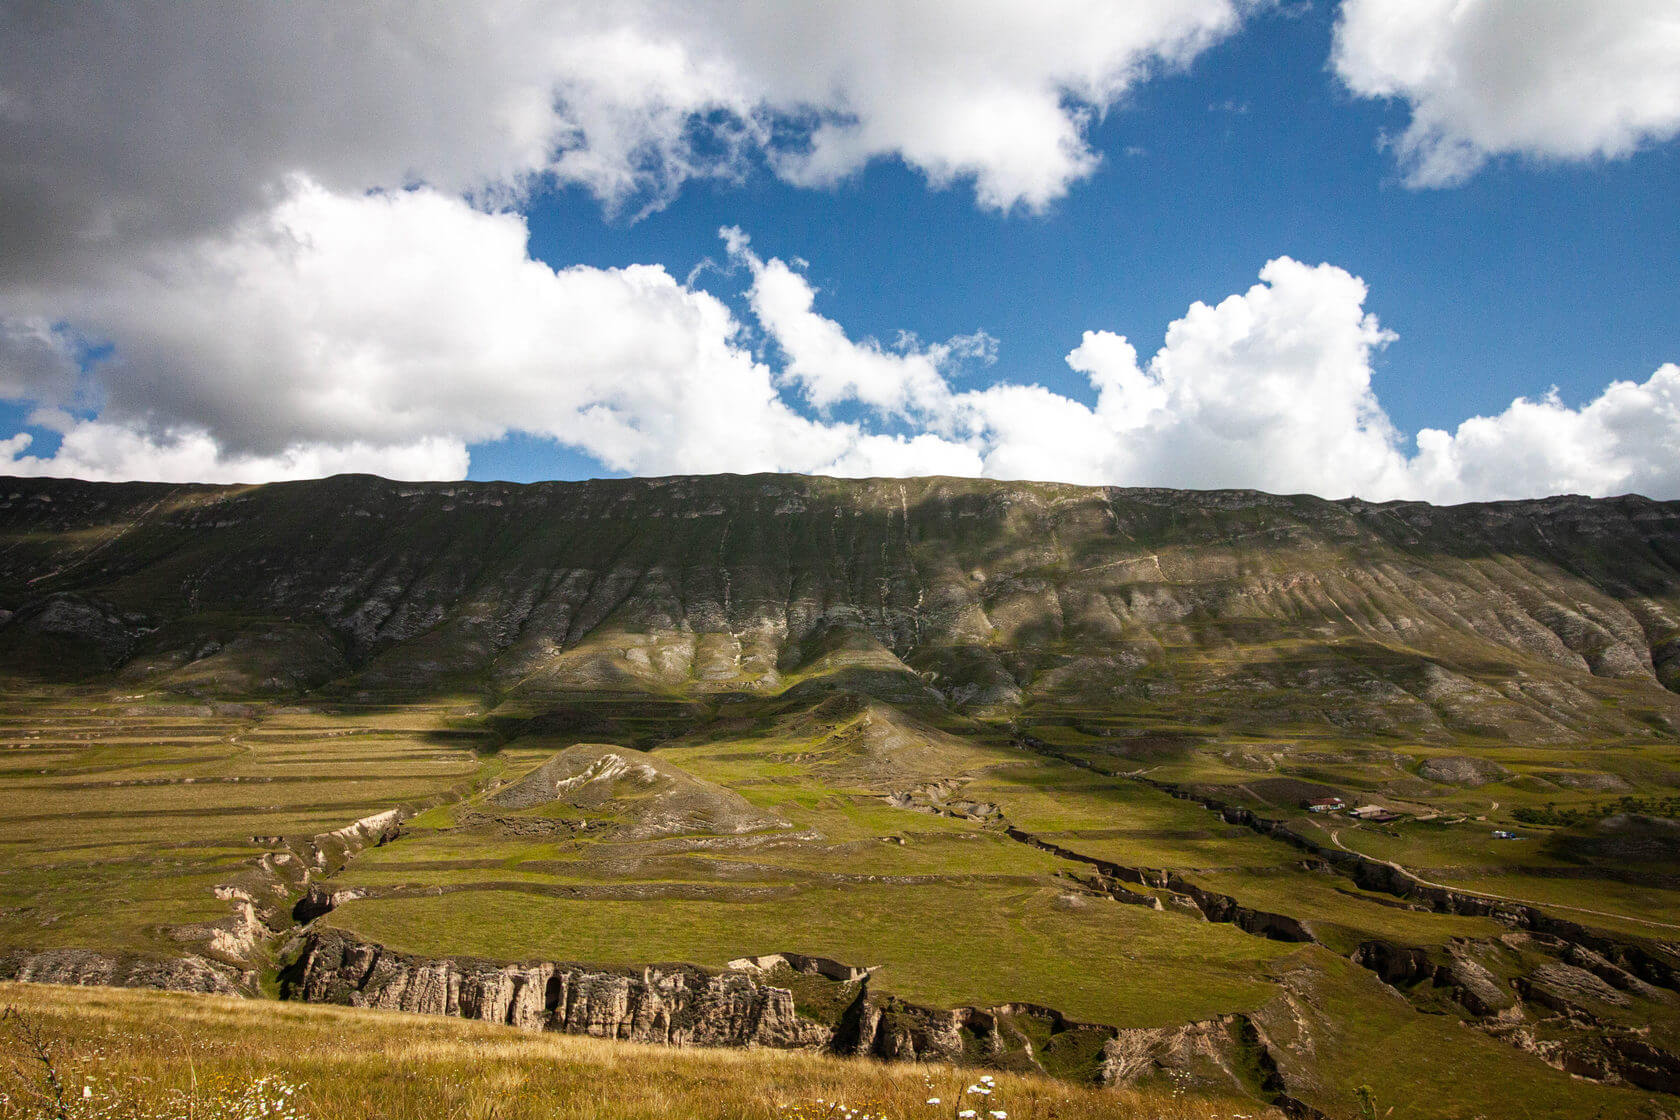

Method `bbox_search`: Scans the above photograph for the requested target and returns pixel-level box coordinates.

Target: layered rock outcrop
[0,947,247,995]
[282,928,1279,1092]
[287,929,834,1049]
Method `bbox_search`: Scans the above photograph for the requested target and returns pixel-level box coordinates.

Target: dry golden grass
[0,982,1281,1120]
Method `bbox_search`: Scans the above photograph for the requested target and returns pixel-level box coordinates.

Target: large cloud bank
[1334,0,1680,186]
[8,0,1667,279]
[2,181,1676,503]
[0,2,1676,500]
[0,0,1251,284]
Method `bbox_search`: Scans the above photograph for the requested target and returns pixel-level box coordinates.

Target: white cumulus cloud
[1058,256,1410,494]
[1409,366,1680,503]
[2,181,1675,502]
[0,182,858,482]
[730,240,1680,501]
[0,426,470,487]
[1333,0,1680,186]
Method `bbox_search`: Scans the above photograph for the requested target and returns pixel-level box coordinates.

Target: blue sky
[2,1,1677,502]
[510,0,1677,462]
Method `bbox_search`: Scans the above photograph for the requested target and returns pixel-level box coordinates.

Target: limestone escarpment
[1000,823,1312,940]
[285,929,834,1050]
[283,928,991,1060]
[0,947,248,995]
[179,806,411,975]
[281,928,1278,1093]
[0,818,365,1003]
[1147,774,1680,1092]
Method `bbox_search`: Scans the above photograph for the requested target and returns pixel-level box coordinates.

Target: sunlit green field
[0,687,497,961]
[7,675,1680,1119]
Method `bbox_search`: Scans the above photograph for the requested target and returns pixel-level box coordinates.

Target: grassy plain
[6,674,1680,1119]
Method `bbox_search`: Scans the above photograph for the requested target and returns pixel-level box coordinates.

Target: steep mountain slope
[2,473,1677,732]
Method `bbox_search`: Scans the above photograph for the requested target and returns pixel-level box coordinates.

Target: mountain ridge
[3,472,1676,728]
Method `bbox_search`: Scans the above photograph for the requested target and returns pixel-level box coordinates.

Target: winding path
[1307,818,1680,934]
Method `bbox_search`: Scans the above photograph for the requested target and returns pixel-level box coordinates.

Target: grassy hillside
[0,982,1263,1120]
[4,474,1680,1118]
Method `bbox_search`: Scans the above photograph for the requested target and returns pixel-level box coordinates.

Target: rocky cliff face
[282,928,1272,1093]
[288,929,834,1049]
[0,947,248,995]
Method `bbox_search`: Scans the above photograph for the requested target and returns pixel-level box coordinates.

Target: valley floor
[6,684,1680,1119]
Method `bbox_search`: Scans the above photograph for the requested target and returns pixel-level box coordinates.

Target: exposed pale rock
[0,947,248,995]
[1417,755,1512,787]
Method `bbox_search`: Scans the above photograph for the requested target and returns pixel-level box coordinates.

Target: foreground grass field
[0,983,1279,1120]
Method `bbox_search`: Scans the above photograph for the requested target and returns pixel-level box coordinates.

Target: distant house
[1304,797,1346,813]
[1350,804,1399,822]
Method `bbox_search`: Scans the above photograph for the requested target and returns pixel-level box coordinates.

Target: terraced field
[0,689,497,970]
[4,473,1680,1118]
